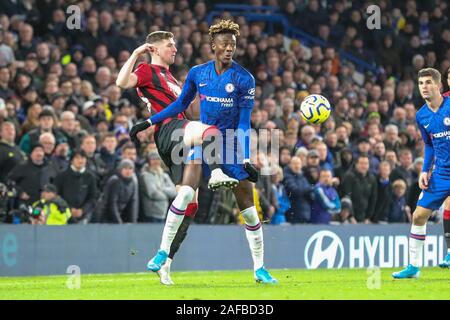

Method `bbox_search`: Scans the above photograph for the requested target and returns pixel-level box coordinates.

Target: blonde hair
[209,19,240,43]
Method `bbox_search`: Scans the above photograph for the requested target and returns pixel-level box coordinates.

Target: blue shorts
[186,145,249,181]
[416,173,450,210]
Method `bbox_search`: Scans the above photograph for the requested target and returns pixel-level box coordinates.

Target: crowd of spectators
[0,0,449,225]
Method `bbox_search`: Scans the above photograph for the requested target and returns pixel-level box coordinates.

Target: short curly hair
[209,19,240,44]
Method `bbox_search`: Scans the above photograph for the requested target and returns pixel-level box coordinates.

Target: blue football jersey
[149,60,255,161]
[416,96,450,177]
[189,60,255,132]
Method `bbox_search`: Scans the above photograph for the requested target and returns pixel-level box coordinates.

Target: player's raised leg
[147,162,201,272]
[233,180,277,284]
[184,121,238,190]
[439,196,450,268]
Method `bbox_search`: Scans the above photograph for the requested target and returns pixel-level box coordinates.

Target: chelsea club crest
[444,117,450,126]
[225,83,235,93]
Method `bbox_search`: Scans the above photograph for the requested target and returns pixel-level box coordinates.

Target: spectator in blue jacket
[271,166,290,225]
[283,156,314,223]
[310,169,341,224]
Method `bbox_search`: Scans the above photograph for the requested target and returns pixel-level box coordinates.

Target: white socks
[160,186,195,253]
[242,206,264,271]
[409,224,426,267]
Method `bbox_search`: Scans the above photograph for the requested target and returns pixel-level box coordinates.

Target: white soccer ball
[300,94,332,124]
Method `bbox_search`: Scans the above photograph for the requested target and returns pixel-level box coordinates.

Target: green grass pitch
[0,268,449,300]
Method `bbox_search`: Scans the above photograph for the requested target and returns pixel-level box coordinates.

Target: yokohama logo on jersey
[432,130,450,139]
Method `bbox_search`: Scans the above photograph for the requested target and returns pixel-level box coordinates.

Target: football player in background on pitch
[393,68,450,278]
[117,31,237,285]
[130,20,278,284]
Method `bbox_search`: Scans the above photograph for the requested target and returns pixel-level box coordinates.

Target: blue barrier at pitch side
[0,224,446,276]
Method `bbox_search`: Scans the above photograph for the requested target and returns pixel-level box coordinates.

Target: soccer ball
[300,94,331,124]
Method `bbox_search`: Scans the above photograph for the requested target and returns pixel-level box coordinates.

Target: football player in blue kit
[130,20,277,284]
[393,68,450,278]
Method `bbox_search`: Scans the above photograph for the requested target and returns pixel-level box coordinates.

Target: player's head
[209,20,240,64]
[418,68,442,100]
[146,31,177,66]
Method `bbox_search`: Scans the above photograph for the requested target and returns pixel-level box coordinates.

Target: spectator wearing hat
[283,156,314,223]
[332,196,357,224]
[81,100,101,133]
[30,183,71,225]
[0,121,25,183]
[99,159,138,223]
[7,144,56,205]
[139,151,177,222]
[55,149,97,224]
[341,154,378,223]
[19,108,66,155]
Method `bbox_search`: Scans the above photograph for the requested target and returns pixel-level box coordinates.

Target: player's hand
[130,120,151,145]
[133,43,155,56]
[244,161,258,183]
[418,172,429,190]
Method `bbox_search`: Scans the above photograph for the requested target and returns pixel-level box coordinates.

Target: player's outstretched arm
[129,69,197,143]
[116,43,153,89]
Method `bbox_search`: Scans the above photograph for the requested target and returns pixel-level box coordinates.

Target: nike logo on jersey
[199,83,207,87]
[424,124,430,128]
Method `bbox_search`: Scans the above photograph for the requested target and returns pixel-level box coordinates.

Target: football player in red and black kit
[116,31,237,285]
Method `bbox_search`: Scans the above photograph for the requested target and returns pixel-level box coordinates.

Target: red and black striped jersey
[134,63,186,121]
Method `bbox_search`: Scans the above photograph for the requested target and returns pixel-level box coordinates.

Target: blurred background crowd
[0,0,449,225]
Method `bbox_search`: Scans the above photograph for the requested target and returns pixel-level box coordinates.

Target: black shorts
[154,118,189,185]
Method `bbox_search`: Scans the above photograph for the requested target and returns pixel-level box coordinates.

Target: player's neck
[426,95,444,112]
[214,60,232,75]
[150,56,169,69]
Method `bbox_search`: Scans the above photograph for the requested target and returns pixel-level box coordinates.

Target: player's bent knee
[241,206,260,226]
[174,185,196,209]
[183,121,208,146]
[201,125,221,140]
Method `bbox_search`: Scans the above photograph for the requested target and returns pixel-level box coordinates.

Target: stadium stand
[0,0,449,225]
